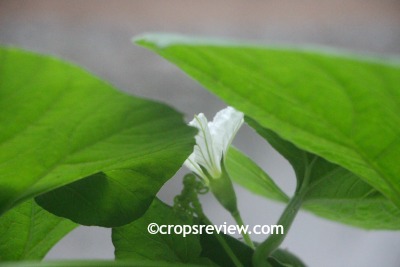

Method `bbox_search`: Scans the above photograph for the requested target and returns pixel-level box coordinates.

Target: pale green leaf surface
[0,200,76,261]
[225,147,288,202]
[0,47,195,226]
[135,34,400,208]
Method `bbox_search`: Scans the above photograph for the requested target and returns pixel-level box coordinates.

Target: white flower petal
[184,153,207,182]
[185,107,243,181]
[208,106,244,157]
[189,113,221,178]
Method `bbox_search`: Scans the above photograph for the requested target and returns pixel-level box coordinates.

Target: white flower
[184,106,244,182]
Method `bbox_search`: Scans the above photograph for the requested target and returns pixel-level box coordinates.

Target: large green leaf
[225,144,400,229]
[112,199,211,265]
[135,34,400,208]
[0,47,195,226]
[0,200,76,261]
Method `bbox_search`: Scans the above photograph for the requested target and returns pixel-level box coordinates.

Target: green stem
[252,191,305,267]
[202,215,244,267]
[252,156,317,267]
[232,210,255,249]
[209,164,255,249]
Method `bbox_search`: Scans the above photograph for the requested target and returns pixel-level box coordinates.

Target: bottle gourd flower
[184,106,244,184]
[184,106,255,249]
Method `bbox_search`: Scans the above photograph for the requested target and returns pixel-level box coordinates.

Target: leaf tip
[132,32,189,49]
[132,32,246,49]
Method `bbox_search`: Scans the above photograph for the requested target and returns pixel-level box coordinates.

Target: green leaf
[0,200,76,261]
[112,197,306,267]
[0,260,208,267]
[225,131,400,229]
[200,232,306,267]
[135,34,400,209]
[244,117,314,187]
[225,147,288,202]
[112,199,211,265]
[269,249,306,267]
[200,233,253,267]
[0,47,195,227]
[35,169,164,227]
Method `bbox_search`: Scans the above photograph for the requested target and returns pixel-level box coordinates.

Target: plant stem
[252,156,317,267]
[252,191,305,267]
[209,164,255,249]
[202,215,244,267]
[231,210,255,249]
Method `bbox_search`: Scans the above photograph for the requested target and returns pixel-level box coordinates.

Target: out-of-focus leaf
[0,200,76,261]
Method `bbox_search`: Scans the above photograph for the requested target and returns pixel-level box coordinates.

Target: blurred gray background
[1,1,400,266]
